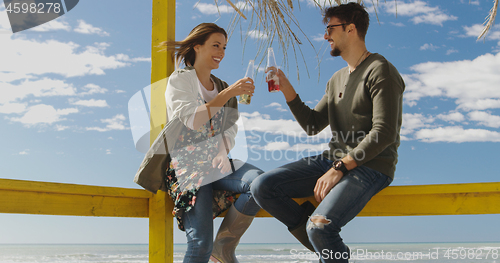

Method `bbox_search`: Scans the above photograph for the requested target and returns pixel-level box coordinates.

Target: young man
[251,3,405,262]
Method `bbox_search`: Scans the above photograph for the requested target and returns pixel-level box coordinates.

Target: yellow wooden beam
[149,190,174,262]
[0,189,149,217]
[150,0,176,135]
[0,178,151,198]
[3,179,499,219]
[150,0,176,262]
[358,182,500,216]
[257,182,500,217]
[0,179,149,217]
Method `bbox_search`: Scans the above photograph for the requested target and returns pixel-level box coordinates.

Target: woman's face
[193,33,227,70]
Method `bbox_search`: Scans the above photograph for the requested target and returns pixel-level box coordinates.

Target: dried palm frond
[225,0,247,19]
[477,0,498,41]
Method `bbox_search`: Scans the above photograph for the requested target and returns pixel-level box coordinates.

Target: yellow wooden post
[150,0,175,262]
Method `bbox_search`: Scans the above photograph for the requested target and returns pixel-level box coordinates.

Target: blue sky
[1,0,500,245]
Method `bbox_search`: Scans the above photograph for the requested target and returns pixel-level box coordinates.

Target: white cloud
[463,24,484,38]
[0,78,77,104]
[411,12,457,26]
[30,19,71,32]
[0,6,12,33]
[312,33,325,42]
[0,34,143,129]
[128,57,151,62]
[468,111,500,128]
[195,2,233,15]
[195,2,250,15]
[79,84,108,96]
[0,103,27,114]
[265,102,282,108]
[401,113,434,137]
[458,99,500,111]
[255,66,266,73]
[415,126,500,142]
[390,22,405,27]
[55,125,70,131]
[403,52,500,110]
[382,0,457,26]
[463,24,500,40]
[436,112,465,123]
[420,43,439,51]
[115,90,126,94]
[0,35,130,82]
[264,102,287,112]
[299,0,325,8]
[71,99,109,107]
[247,30,268,40]
[18,150,29,155]
[462,24,500,50]
[0,11,145,131]
[9,104,78,126]
[86,114,128,132]
[113,54,151,62]
[74,20,109,36]
[446,48,458,55]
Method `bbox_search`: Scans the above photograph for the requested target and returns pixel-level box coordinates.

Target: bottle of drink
[266,47,280,92]
[239,60,254,104]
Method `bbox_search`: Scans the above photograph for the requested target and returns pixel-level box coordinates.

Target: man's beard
[330,47,341,57]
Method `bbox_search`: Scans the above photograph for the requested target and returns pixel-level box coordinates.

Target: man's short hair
[323,2,370,40]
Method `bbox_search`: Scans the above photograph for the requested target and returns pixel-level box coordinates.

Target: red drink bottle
[266,48,280,92]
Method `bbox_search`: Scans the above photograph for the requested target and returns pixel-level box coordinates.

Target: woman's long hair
[160,23,227,69]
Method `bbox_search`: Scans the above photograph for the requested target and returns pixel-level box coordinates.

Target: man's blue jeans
[182,160,263,263]
[251,155,392,263]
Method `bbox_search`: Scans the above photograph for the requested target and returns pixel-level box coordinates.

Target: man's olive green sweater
[287,53,405,179]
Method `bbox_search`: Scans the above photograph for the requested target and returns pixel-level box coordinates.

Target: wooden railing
[2,178,500,263]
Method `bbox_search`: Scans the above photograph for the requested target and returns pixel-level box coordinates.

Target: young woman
[162,23,263,263]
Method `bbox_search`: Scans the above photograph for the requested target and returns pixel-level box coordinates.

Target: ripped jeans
[251,155,392,263]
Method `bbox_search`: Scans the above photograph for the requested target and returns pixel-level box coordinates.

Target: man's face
[324,17,346,57]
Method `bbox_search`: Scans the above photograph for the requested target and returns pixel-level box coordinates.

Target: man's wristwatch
[333,160,349,175]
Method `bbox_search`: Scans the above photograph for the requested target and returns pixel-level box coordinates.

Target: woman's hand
[224,77,255,97]
[203,77,254,128]
[212,151,232,174]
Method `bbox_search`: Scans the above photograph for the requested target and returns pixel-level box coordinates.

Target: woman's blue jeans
[251,155,392,263]
[182,160,263,263]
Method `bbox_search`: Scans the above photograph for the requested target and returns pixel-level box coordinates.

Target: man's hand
[265,67,297,102]
[212,151,232,174]
[314,169,344,203]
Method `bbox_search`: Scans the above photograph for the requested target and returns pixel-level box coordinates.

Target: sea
[0,242,499,262]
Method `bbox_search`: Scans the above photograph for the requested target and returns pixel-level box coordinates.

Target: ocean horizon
[1,242,500,262]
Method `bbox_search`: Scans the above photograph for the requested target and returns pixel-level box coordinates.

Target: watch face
[334,160,341,169]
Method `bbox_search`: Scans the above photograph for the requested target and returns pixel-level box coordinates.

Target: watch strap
[333,160,349,175]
